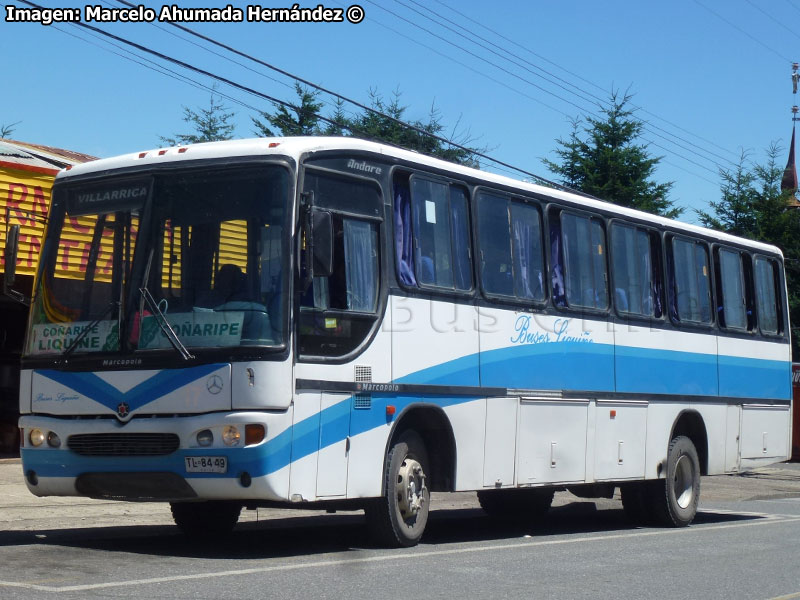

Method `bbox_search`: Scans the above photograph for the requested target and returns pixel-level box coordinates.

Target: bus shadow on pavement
[0,504,766,558]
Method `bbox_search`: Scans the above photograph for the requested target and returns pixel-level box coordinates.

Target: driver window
[298,173,381,359]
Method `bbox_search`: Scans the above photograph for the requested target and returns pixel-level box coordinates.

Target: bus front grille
[67,433,181,456]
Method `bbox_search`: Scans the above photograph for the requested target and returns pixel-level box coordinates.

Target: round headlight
[222,425,240,446]
[196,429,214,447]
[46,431,61,448]
[29,429,45,447]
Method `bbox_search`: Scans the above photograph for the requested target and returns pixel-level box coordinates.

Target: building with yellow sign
[0,139,96,454]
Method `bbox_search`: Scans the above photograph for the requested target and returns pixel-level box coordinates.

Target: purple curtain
[394,184,416,286]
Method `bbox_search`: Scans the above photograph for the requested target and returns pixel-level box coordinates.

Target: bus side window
[555,211,608,311]
[754,256,782,335]
[610,222,662,319]
[395,174,472,292]
[715,248,751,331]
[668,237,712,325]
[476,192,545,302]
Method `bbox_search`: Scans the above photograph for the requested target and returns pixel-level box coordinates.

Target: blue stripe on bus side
[615,346,718,396]
[718,354,791,399]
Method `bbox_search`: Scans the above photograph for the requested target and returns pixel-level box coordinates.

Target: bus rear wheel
[649,435,701,527]
[170,501,241,538]
[365,431,430,547]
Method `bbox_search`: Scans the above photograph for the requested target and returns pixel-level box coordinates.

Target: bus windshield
[26,165,289,356]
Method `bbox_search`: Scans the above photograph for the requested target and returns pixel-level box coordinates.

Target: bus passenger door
[316,392,351,498]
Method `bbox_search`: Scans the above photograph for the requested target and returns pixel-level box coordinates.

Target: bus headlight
[29,429,45,447]
[196,429,214,447]
[222,425,240,446]
[46,431,61,448]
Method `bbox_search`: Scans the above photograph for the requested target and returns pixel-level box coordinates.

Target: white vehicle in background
[9,137,791,547]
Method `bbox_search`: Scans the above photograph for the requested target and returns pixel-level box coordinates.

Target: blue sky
[2,0,799,222]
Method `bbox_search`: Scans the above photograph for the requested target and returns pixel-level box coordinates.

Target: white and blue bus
[9,137,792,546]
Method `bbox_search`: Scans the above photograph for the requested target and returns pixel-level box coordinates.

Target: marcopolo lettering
[357,382,400,393]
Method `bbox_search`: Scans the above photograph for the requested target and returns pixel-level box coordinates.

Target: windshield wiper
[61,300,119,358]
[139,286,194,360]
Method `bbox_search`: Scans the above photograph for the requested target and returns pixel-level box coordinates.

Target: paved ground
[2,458,800,533]
[1,460,800,599]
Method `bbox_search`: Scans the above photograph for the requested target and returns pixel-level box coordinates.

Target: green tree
[253,85,484,167]
[345,88,482,167]
[160,88,236,146]
[697,143,800,358]
[544,91,680,218]
[252,83,324,137]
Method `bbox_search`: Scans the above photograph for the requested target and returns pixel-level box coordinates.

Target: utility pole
[781,63,799,203]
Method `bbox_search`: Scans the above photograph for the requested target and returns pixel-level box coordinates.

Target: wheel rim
[396,457,426,521]
[673,454,695,509]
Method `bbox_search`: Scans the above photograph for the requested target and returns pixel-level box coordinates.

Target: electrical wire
[372,0,728,174]
[695,0,793,63]
[15,0,567,190]
[432,0,742,160]
[402,0,739,170]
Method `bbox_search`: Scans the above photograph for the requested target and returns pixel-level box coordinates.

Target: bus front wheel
[366,431,430,547]
[170,501,241,538]
[649,435,700,527]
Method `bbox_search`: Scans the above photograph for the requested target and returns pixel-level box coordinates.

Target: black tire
[477,488,554,521]
[170,501,241,538]
[365,431,430,547]
[649,435,701,527]
[620,482,652,525]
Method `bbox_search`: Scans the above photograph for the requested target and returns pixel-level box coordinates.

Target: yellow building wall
[0,166,53,277]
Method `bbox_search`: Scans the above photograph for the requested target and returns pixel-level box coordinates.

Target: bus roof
[58,136,784,257]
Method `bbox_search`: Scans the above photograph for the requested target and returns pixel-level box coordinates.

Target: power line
[403,0,738,170]
[363,0,722,177]
[16,0,569,190]
[431,0,741,161]
[695,0,793,63]
[116,0,730,180]
[744,0,800,42]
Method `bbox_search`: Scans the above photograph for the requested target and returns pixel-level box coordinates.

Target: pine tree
[697,143,800,359]
[544,91,680,218]
[252,83,324,137]
[252,85,484,167]
[160,88,236,146]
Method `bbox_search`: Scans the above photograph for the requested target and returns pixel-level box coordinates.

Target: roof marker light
[138,152,147,159]
[268,142,280,148]
[158,149,168,156]
[178,147,188,153]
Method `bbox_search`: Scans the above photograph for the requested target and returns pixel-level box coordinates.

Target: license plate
[185,456,227,473]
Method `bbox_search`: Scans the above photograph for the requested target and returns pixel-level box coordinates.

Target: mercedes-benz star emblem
[116,402,130,418]
[206,375,224,395]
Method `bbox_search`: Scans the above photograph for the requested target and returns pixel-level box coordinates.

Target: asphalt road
[1,464,800,599]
